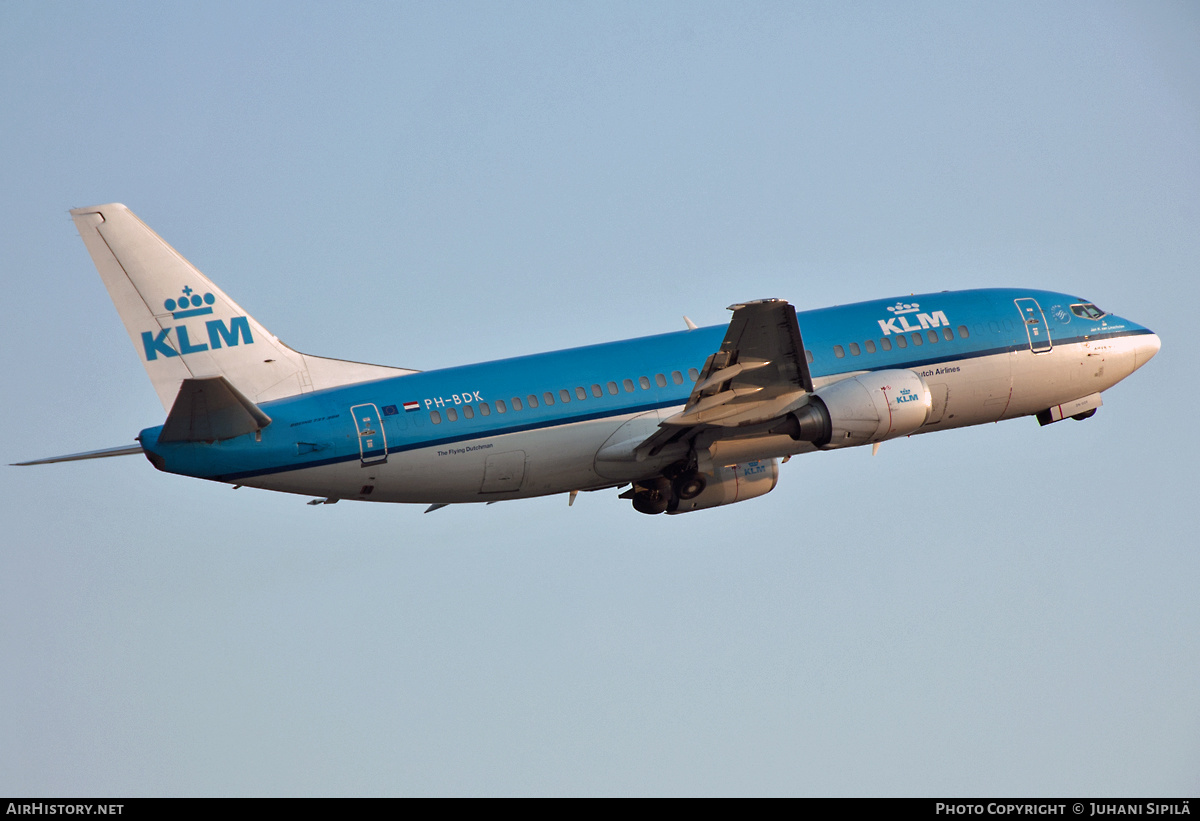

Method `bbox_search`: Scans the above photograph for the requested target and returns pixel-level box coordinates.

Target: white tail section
[71,203,416,411]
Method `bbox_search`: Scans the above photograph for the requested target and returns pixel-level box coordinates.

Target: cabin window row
[832,325,969,359]
[429,368,701,424]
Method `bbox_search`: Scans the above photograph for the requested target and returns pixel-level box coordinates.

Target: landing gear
[626,460,706,514]
[1037,405,1099,426]
[630,477,672,515]
[673,471,707,500]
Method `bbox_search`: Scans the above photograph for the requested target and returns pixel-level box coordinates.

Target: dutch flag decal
[403,401,420,412]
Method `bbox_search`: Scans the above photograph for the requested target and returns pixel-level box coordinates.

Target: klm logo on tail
[141,286,254,361]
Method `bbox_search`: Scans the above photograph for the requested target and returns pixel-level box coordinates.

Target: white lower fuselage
[219,330,1155,506]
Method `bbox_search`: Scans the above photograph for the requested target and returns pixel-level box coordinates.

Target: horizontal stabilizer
[159,376,272,443]
[12,444,144,466]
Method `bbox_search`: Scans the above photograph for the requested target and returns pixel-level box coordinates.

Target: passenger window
[989,321,1000,333]
[833,345,845,358]
[805,350,814,364]
[849,342,861,356]
[672,370,684,385]
[928,330,939,344]
[430,410,442,424]
[463,405,474,419]
[623,379,635,393]
[543,392,555,406]
[479,402,491,416]
[607,381,619,395]
[688,368,699,381]
[496,399,507,414]
[958,325,969,339]
[447,407,458,421]
[592,384,603,398]
[527,395,539,408]
[943,327,954,341]
[575,387,586,400]
[512,397,523,411]
[655,373,667,387]
[911,333,923,346]
[880,337,892,351]
[639,376,651,390]
[865,340,876,353]
[895,335,907,349]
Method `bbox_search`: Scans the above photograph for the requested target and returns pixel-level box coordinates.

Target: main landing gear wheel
[1071,408,1097,421]
[674,472,707,500]
[631,477,673,515]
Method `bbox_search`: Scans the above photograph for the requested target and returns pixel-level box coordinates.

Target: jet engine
[782,369,933,449]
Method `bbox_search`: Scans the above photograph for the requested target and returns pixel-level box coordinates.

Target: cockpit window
[1071,303,1107,320]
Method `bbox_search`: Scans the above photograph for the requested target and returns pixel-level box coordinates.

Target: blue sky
[2,1,1197,796]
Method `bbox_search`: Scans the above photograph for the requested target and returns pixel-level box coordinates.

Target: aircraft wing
[637,299,814,459]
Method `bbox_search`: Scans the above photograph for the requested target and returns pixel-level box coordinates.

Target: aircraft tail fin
[70,203,416,412]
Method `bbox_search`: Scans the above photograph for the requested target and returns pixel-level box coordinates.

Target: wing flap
[636,299,814,459]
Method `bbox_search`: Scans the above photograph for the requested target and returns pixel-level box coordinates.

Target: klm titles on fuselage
[141,287,254,361]
[878,301,949,336]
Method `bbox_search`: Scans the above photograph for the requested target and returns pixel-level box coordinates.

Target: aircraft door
[1014,298,1053,353]
[351,403,388,466]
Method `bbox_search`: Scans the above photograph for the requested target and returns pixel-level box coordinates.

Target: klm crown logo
[164,286,215,319]
[886,302,922,316]
[142,284,254,361]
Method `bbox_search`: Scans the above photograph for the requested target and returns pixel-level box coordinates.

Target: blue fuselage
[141,288,1159,504]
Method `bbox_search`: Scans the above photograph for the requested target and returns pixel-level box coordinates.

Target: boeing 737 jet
[15,204,1160,514]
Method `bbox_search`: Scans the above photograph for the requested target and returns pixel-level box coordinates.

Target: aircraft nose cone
[1134,332,1161,370]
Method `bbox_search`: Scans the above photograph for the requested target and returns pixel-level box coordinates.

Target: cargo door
[481,450,526,493]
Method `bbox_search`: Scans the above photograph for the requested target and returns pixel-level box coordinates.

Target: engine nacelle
[667,459,779,514]
[786,369,932,449]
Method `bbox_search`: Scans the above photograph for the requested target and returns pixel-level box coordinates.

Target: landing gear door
[1015,298,1052,353]
[351,403,388,466]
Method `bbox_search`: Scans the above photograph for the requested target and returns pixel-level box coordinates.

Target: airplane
[15,203,1161,514]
